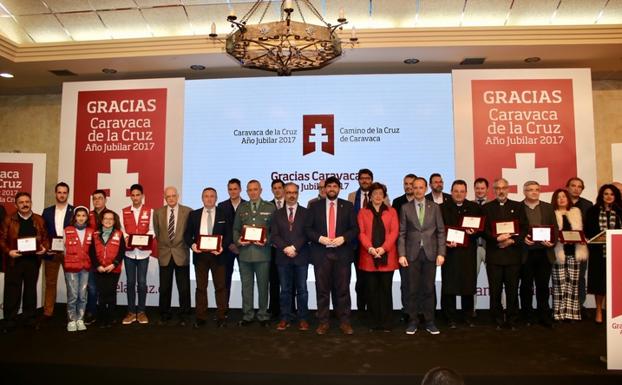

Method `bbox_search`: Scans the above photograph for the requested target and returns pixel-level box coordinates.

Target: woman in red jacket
[89,209,125,328]
[63,206,93,332]
[357,182,399,331]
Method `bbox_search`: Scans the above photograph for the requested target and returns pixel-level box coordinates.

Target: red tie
[328,202,336,238]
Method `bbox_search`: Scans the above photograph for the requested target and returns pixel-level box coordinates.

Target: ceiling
[0,0,621,94]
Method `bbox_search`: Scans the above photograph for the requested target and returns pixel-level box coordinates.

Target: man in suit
[306,176,359,335]
[268,178,285,319]
[392,173,416,322]
[153,186,192,326]
[472,177,489,316]
[217,178,246,312]
[41,182,73,319]
[347,168,376,313]
[233,180,275,326]
[271,182,310,331]
[425,173,451,205]
[184,187,231,328]
[482,178,528,330]
[398,177,446,335]
[520,181,557,328]
[565,176,592,319]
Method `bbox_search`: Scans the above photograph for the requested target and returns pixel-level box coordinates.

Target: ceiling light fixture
[0,72,14,78]
[403,58,420,64]
[211,0,358,76]
[190,65,206,71]
[102,68,117,74]
[524,57,541,63]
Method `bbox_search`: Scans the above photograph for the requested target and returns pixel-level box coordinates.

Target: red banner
[73,88,167,209]
[0,162,33,215]
[471,79,577,197]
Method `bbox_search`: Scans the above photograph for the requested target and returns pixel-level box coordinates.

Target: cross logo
[303,115,334,155]
[97,159,139,213]
[502,153,550,201]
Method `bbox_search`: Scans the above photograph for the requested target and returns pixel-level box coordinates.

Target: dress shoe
[276,320,290,331]
[339,322,354,335]
[136,312,149,324]
[466,319,476,328]
[259,320,271,328]
[316,322,329,335]
[298,320,310,331]
[122,312,137,325]
[84,313,96,325]
[193,319,206,329]
[448,321,457,329]
[178,318,188,327]
[216,319,226,328]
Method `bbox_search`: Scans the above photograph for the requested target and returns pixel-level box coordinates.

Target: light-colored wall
[1,81,621,207]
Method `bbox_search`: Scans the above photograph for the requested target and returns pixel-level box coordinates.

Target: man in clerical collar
[233,180,275,327]
[0,192,49,332]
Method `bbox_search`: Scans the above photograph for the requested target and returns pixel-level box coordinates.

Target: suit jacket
[425,191,451,204]
[391,194,412,218]
[153,204,192,266]
[233,200,275,263]
[184,206,232,265]
[481,199,528,265]
[42,204,74,238]
[348,189,390,216]
[398,200,446,262]
[521,200,558,264]
[271,205,309,266]
[305,198,359,264]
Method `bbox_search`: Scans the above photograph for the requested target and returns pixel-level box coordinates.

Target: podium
[606,229,622,370]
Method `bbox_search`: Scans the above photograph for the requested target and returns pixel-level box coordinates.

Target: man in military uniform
[233,180,275,326]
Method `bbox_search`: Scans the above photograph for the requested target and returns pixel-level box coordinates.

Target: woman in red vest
[63,206,93,332]
[89,209,125,328]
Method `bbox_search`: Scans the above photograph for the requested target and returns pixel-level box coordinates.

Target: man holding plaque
[0,192,49,332]
[120,184,155,325]
[185,187,231,328]
[153,186,192,326]
[440,180,481,328]
[271,182,310,331]
[233,180,275,327]
[398,177,446,335]
[41,182,74,320]
[520,181,557,328]
[481,178,528,330]
[306,176,358,335]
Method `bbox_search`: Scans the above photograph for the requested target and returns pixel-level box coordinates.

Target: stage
[1,307,621,385]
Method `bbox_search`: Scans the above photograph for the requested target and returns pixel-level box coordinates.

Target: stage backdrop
[58,78,185,306]
[453,68,597,308]
[0,152,46,318]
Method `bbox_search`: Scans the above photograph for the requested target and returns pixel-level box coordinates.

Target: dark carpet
[1,306,621,385]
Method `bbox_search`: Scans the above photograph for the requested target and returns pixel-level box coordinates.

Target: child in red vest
[63,207,93,331]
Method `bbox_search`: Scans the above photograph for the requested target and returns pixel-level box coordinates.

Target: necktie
[252,202,257,212]
[363,192,369,208]
[168,208,175,241]
[417,202,424,225]
[277,200,282,209]
[478,199,484,206]
[288,207,294,230]
[328,202,336,238]
[207,209,213,235]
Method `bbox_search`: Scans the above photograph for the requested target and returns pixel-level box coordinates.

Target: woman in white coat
[551,189,588,321]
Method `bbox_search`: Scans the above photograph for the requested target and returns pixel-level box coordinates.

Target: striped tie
[168,208,175,241]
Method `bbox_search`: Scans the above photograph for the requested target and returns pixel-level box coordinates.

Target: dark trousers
[315,256,351,324]
[43,255,63,316]
[195,257,226,321]
[95,272,120,323]
[441,294,474,322]
[159,259,191,319]
[399,266,409,312]
[354,250,366,311]
[3,256,40,325]
[487,263,521,326]
[86,269,98,315]
[520,250,552,323]
[364,271,394,329]
[277,263,309,322]
[268,252,280,317]
[224,250,238,310]
[405,250,437,324]
[578,260,588,306]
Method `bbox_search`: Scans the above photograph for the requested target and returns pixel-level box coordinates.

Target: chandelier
[213,0,358,76]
